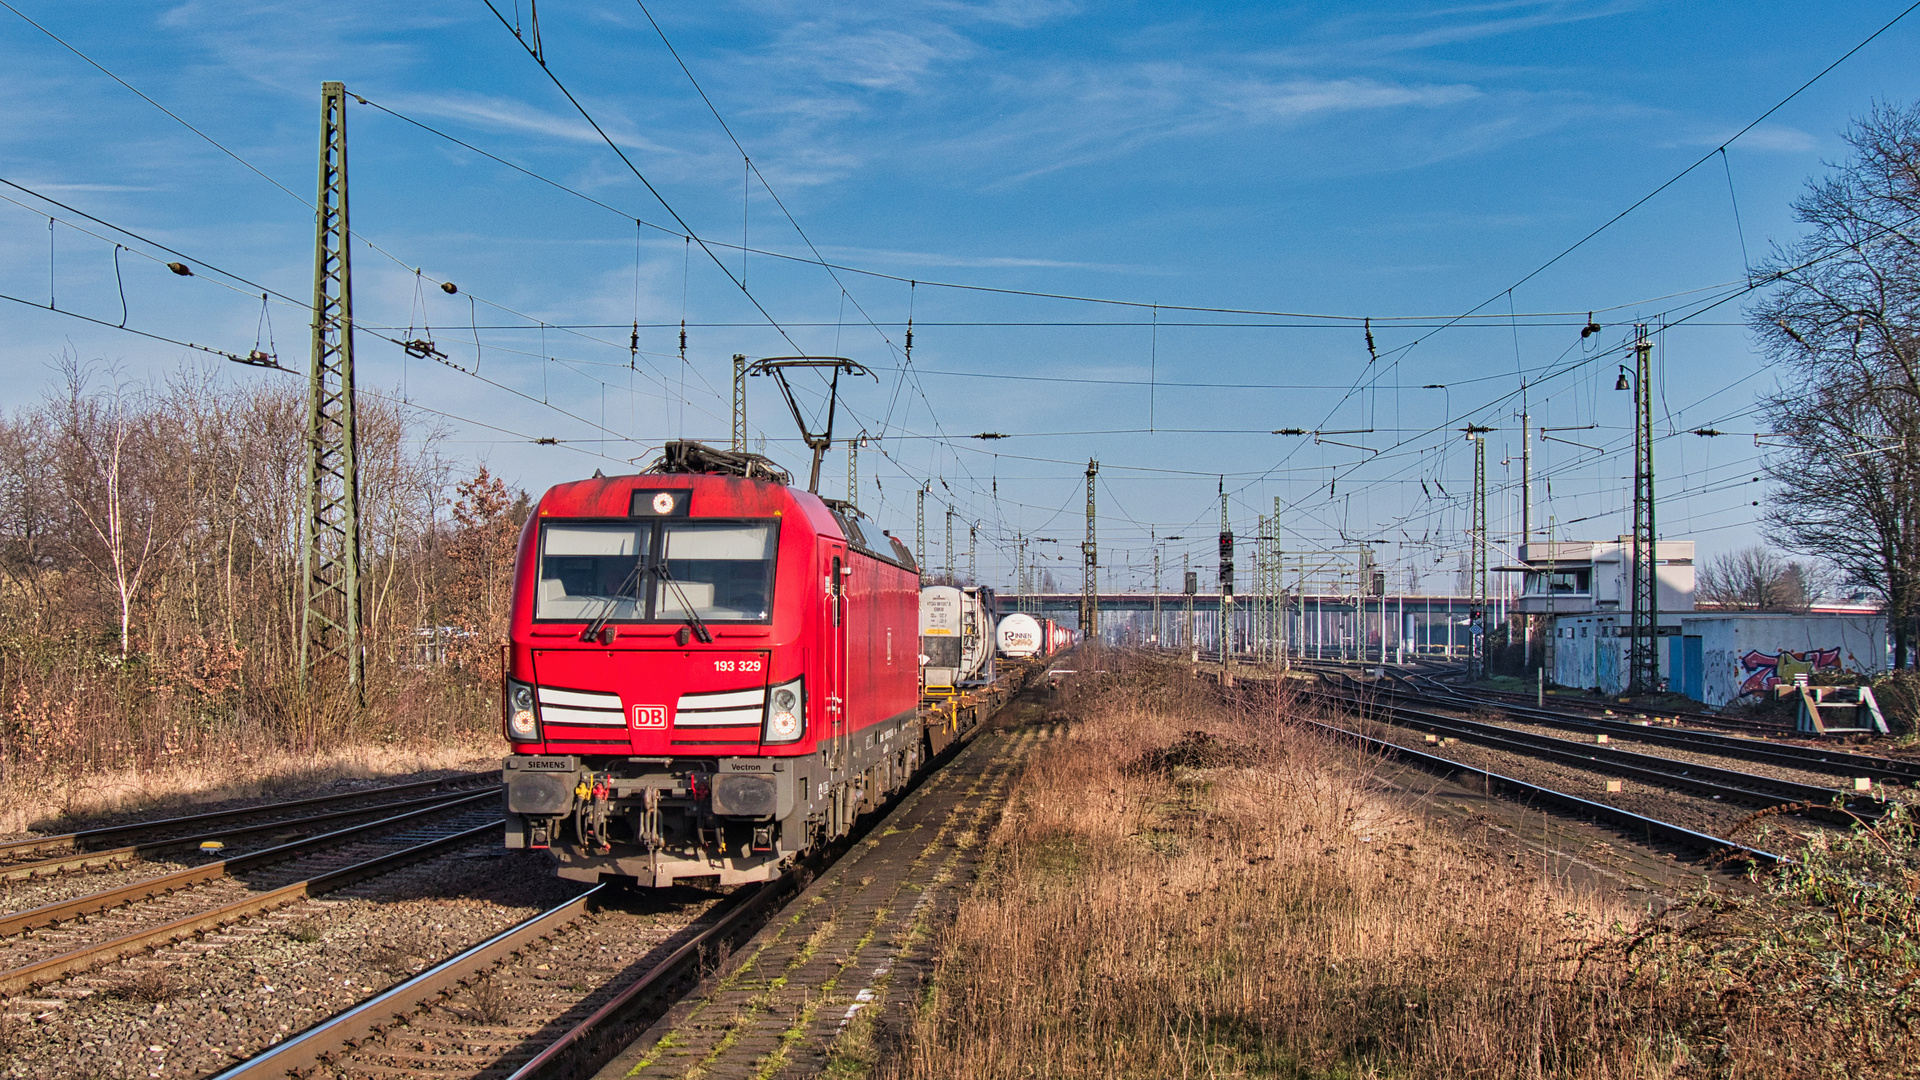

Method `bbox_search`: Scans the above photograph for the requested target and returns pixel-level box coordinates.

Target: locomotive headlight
[762,677,805,744]
[505,678,540,742]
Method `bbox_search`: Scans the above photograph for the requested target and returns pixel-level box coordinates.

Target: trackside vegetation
[879,653,1919,1079]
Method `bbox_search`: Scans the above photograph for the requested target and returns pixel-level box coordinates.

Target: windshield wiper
[581,559,644,643]
[654,562,714,643]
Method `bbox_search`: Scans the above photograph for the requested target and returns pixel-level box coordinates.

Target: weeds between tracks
[884,650,1920,1079]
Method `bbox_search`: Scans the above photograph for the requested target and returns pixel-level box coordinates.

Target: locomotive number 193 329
[498,441,940,888]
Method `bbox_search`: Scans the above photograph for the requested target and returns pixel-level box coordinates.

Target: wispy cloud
[10,181,163,194]
[387,92,615,147]
[1264,0,1643,67]
[708,2,1613,191]
[1658,120,1820,154]
[935,65,1490,185]
[1226,76,1481,122]
[771,22,976,92]
[818,244,1156,273]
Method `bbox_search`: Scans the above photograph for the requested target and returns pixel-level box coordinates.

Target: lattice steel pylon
[731,354,747,451]
[1627,327,1660,694]
[1465,425,1492,680]
[945,507,955,581]
[915,486,927,582]
[968,524,976,585]
[301,82,363,696]
[1081,459,1099,639]
[846,437,857,510]
[1015,537,1026,612]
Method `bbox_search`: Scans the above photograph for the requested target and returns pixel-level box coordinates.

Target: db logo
[631,705,668,729]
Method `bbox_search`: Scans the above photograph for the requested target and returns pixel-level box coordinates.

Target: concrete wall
[1554,611,1890,707]
[1551,614,1674,696]
[1678,614,1886,707]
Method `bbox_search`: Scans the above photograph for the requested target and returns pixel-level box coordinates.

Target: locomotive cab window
[534,519,777,623]
[658,522,776,622]
[535,523,653,620]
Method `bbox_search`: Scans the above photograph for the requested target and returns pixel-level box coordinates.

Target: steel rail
[1386,662,1797,735]
[503,871,800,1080]
[1301,714,1782,868]
[0,772,492,861]
[0,788,499,938]
[1312,680,1877,825]
[209,871,801,1080]
[0,817,503,997]
[204,884,609,1080]
[1383,674,1920,784]
[1398,667,1787,734]
[0,788,498,883]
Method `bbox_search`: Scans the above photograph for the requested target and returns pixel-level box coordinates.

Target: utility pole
[1359,546,1375,665]
[1151,531,1161,648]
[945,506,955,582]
[1625,326,1660,694]
[1183,550,1195,661]
[731,354,747,452]
[968,524,976,585]
[916,486,927,582]
[1465,424,1492,680]
[301,81,363,699]
[1520,391,1533,670]
[1276,496,1288,668]
[1219,479,1234,686]
[1081,458,1099,641]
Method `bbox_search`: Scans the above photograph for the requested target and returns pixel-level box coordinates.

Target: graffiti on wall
[1738,648,1842,696]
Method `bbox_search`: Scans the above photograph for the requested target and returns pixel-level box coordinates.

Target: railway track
[0,773,494,878]
[1308,678,1882,827]
[0,783,497,887]
[1394,662,1790,734]
[1208,666,1787,869]
[1367,670,1920,785]
[205,880,787,1080]
[0,789,502,999]
[208,698,1051,1080]
[1300,710,1783,869]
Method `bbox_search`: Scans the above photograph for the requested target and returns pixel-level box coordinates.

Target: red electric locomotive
[500,441,924,887]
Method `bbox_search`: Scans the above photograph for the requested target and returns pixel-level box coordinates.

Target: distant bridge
[994,592,1510,660]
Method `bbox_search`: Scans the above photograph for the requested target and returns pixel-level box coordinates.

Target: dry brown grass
[106,966,183,1005]
[887,652,1684,1079]
[0,728,495,836]
[459,972,518,1026]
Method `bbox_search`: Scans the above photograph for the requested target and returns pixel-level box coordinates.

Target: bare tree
[52,360,191,659]
[0,411,60,624]
[1753,102,1920,662]
[1696,546,1835,611]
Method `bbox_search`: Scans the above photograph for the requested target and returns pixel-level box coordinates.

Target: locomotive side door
[821,540,848,772]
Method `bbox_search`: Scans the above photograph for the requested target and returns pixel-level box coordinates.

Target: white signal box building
[1512,537,1889,706]
[1507,537,1695,617]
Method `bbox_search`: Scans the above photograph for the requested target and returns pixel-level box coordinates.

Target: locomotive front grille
[674,686,767,727]
[536,686,625,726]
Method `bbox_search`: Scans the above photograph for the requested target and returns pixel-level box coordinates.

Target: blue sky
[3,1,1917,593]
